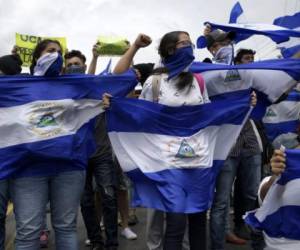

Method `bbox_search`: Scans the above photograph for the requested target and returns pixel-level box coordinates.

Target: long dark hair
[30,39,62,75]
[153,31,193,91]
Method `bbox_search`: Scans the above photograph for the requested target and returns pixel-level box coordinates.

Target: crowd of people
[0,24,299,250]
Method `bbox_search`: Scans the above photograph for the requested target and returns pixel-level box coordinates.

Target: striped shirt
[229,119,261,157]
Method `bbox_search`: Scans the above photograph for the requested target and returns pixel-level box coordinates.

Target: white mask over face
[213,45,233,65]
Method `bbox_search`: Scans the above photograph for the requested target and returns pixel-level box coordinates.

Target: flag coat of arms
[0,71,137,179]
[263,89,300,141]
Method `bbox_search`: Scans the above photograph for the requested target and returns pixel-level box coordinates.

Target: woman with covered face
[104,30,210,250]
[10,39,85,250]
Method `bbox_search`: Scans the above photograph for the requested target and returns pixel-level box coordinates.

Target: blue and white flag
[263,89,300,141]
[107,91,251,213]
[229,2,243,24]
[0,71,137,180]
[245,149,300,249]
[273,12,300,58]
[197,22,300,48]
[190,58,300,119]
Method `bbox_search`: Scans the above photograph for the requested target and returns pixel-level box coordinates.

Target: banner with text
[15,33,67,67]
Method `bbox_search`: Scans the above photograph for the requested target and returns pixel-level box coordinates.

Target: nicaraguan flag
[107,90,251,213]
[273,12,300,58]
[263,89,300,141]
[244,149,300,249]
[190,58,300,119]
[229,1,244,24]
[274,12,300,29]
[197,22,300,48]
[0,71,137,180]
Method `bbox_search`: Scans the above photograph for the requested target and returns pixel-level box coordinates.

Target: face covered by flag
[0,71,137,180]
[107,90,252,213]
[244,149,300,249]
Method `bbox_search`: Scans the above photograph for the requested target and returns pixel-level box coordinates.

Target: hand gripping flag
[107,90,252,213]
[244,149,300,249]
[0,71,137,180]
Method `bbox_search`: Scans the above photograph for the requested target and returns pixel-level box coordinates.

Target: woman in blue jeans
[10,39,86,250]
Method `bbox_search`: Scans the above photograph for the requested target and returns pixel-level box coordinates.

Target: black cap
[205,30,235,49]
[0,54,22,75]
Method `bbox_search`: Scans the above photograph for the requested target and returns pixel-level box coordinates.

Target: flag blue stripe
[0,120,96,180]
[264,120,299,141]
[107,91,250,136]
[286,90,300,101]
[207,22,300,43]
[276,149,300,185]
[0,70,137,107]
[273,12,300,29]
[245,205,300,240]
[126,160,223,213]
[281,44,300,58]
[210,89,270,120]
[190,59,300,81]
[229,2,243,23]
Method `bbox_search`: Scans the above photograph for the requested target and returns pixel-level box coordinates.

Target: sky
[0,0,299,72]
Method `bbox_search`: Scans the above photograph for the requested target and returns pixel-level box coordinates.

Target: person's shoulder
[258,176,272,205]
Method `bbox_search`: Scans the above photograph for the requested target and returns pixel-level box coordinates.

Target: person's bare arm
[113,34,152,74]
[88,42,101,74]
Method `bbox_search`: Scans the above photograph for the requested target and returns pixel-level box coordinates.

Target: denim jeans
[10,170,85,250]
[210,152,261,250]
[81,155,118,247]
[0,179,9,250]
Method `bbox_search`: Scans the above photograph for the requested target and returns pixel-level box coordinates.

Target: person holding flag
[104,30,210,250]
[199,24,263,248]
[245,137,300,249]
[0,53,22,250]
[103,30,257,250]
[8,39,86,250]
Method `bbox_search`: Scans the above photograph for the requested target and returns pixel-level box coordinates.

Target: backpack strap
[151,74,162,102]
[193,73,205,95]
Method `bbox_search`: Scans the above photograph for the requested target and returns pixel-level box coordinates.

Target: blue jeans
[210,152,261,250]
[10,171,85,250]
[0,180,9,250]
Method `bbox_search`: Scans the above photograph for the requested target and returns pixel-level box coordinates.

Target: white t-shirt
[139,73,210,106]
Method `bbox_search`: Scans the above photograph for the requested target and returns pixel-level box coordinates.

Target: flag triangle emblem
[176,139,196,158]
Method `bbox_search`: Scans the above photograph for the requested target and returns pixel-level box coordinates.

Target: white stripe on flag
[263,101,300,124]
[254,178,300,222]
[109,123,244,173]
[0,99,102,148]
[202,69,295,102]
